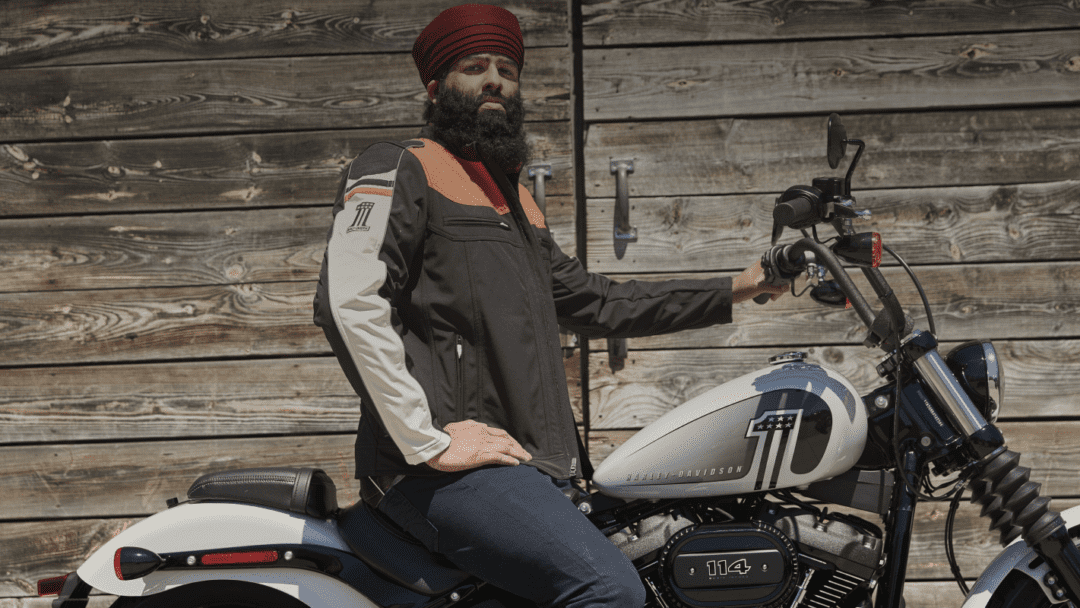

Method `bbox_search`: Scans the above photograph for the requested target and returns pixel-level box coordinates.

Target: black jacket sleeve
[548,240,732,339]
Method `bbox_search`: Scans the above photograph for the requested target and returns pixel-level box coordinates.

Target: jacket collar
[416,124,523,182]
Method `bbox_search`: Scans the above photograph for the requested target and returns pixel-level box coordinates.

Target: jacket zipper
[456,334,465,420]
[444,216,512,230]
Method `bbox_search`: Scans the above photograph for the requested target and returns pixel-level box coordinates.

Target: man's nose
[481,66,504,93]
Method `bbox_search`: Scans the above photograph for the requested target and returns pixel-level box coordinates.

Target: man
[313,4,785,606]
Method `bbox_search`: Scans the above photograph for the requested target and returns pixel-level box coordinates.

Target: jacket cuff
[403,432,453,465]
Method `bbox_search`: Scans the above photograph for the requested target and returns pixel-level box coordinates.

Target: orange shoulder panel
[408,139,506,213]
[517,184,547,229]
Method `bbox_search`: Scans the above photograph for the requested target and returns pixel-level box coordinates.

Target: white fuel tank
[592,357,867,500]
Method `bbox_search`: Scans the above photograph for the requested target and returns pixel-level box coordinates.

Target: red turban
[412,4,524,85]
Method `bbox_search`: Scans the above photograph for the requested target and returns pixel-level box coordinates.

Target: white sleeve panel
[326,153,451,465]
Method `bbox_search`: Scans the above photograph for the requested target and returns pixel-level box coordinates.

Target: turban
[412,4,524,86]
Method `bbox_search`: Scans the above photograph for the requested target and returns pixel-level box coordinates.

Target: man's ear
[426,80,439,103]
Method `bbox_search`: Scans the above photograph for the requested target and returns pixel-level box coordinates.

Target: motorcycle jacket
[313,126,734,480]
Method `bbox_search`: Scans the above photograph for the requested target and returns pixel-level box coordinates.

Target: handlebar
[757,237,912,351]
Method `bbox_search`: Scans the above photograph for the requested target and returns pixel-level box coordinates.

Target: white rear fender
[961,505,1080,607]
[77,502,378,607]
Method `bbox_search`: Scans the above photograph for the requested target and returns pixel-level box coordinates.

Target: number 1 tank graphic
[591,359,867,499]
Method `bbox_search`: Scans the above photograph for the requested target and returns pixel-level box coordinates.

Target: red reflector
[114,547,123,580]
[37,573,69,596]
[201,550,278,566]
[845,299,852,310]
[871,233,882,268]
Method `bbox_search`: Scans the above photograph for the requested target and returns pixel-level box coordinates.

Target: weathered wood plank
[584,30,1080,121]
[0,0,568,68]
[581,340,1080,429]
[586,180,1080,273]
[0,48,569,142]
[0,434,361,519]
[584,107,1080,198]
[0,351,580,444]
[0,598,115,608]
[0,358,358,444]
[589,422,1080,499]
[0,122,573,218]
[3,260,1076,366]
[584,261,1080,350]
[0,195,575,293]
[0,281,325,366]
[583,0,1080,46]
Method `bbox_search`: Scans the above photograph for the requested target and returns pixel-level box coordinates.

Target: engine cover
[658,522,798,608]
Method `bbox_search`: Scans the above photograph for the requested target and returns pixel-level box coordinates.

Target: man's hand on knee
[426,420,533,472]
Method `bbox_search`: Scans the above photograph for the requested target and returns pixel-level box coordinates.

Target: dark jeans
[376,464,646,608]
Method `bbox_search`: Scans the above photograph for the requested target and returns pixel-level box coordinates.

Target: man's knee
[590,558,645,608]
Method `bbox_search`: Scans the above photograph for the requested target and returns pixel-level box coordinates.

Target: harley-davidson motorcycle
[37,115,1080,608]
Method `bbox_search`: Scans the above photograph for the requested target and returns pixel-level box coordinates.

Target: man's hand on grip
[426,420,533,472]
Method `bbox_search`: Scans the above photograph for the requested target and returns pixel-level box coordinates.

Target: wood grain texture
[580,341,1080,429]
[584,30,1080,121]
[0,122,574,218]
[0,358,358,444]
[0,0,568,68]
[0,598,114,608]
[0,281,325,366]
[4,259,1076,367]
[583,107,1080,198]
[582,0,1080,46]
[589,421,1080,495]
[0,434,361,520]
[0,351,579,444]
[584,261,1080,350]
[0,195,576,293]
[0,47,569,142]
[586,180,1080,273]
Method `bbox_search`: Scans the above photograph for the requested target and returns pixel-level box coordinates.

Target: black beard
[423,86,530,172]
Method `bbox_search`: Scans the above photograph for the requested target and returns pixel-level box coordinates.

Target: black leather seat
[187,467,338,518]
[336,501,471,596]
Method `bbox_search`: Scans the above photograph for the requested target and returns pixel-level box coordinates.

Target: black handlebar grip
[773,197,814,228]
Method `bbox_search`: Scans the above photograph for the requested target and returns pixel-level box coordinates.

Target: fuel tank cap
[769,352,808,365]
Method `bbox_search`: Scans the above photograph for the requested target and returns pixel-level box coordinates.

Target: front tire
[110,580,309,608]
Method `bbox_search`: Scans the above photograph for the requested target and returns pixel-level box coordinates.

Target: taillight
[202,550,278,565]
[37,573,69,596]
[870,232,882,267]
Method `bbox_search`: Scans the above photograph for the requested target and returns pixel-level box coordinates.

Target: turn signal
[832,232,882,268]
[114,546,164,581]
[37,573,69,596]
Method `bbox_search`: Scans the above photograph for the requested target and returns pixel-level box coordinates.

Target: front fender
[961,505,1080,607]
[77,502,378,607]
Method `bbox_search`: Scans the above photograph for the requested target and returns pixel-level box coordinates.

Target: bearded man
[313,4,784,606]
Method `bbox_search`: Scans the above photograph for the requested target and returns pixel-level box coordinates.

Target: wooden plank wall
[0,1,574,605]
[2,1,1080,607]
[579,2,1080,607]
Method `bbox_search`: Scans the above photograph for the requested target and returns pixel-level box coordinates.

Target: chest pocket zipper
[456,334,465,419]
[444,216,512,230]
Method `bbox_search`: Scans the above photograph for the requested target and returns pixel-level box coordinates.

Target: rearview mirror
[827,113,847,170]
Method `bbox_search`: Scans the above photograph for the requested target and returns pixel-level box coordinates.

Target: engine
[611,503,883,608]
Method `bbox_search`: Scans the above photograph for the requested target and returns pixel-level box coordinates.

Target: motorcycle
[36,114,1080,608]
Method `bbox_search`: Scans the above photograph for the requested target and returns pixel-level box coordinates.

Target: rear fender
[77,502,378,607]
[961,505,1080,607]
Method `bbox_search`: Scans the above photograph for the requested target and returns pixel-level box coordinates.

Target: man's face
[429,53,520,114]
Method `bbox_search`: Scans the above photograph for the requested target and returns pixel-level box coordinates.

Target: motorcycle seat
[186,467,338,519]
[337,501,471,596]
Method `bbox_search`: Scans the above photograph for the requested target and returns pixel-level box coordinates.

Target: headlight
[944,340,1004,423]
